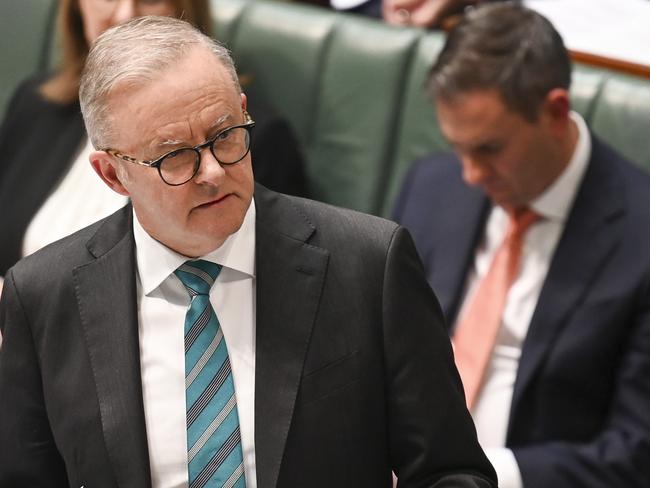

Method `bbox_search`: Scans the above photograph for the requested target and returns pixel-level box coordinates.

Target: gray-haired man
[0,16,496,488]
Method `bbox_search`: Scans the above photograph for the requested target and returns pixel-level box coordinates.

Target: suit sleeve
[0,269,70,486]
[513,281,650,488]
[381,226,497,487]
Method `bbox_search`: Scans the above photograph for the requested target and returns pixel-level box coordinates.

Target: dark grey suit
[0,185,496,487]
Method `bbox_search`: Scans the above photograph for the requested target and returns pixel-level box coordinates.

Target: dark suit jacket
[0,77,309,276]
[0,185,497,488]
[393,137,650,487]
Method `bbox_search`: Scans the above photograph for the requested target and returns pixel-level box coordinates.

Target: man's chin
[482,186,520,208]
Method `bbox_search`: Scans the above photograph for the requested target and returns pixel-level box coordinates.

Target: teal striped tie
[175,260,246,488]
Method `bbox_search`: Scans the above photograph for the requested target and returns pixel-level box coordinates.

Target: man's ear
[542,88,571,131]
[241,92,248,112]
[89,150,130,197]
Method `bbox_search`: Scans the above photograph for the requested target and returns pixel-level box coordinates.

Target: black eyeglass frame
[102,112,256,186]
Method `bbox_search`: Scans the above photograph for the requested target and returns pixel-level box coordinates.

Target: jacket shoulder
[8,206,130,291]
[279,192,401,248]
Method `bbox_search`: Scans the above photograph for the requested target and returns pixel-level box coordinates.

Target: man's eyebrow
[153,114,233,150]
[158,138,186,148]
[448,136,501,151]
[207,113,232,132]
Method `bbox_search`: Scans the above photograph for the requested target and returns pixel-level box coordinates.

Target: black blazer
[0,184,497,487]
[0,78,309,276]
[393,137,650,487]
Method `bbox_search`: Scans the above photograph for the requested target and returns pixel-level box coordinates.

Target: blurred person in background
[0,0,308,295]
[304,0,503,29]
[298,0,489,26]
[394,3,650,487]
[383,0,481,27]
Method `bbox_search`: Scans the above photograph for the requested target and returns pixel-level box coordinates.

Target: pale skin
[89,46,255,257]
[383,0,477,28]
[435,88,579,212]
[78,0,176,44]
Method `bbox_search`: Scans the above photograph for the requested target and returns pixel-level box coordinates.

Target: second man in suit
[394,3,650,488]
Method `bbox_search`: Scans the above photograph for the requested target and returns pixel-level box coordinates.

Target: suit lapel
[430,182,489,326]
[253,186,329,488]
[509,141,626,427]
[73,206,152,488]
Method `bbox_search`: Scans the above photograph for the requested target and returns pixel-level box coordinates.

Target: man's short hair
[79,16,241,149]
[427,2,571,121]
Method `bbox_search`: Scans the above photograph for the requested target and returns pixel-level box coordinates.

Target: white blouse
[22,136,128,257]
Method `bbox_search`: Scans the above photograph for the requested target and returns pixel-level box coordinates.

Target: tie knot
[174,259,222,296]
[507,207,540,238]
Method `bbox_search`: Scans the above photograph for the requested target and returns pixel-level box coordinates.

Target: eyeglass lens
[159,126,251,185]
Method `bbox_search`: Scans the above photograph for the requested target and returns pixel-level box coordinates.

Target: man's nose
[461,155,489,186]
[193,148,226,185]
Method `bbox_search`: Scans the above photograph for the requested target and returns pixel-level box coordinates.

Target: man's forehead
[106,55,240,151]
[108,47,236,105]
[437,91,519,137]
[436,89,510,116]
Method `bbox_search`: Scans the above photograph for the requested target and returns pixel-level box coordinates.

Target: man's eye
[215,130,233,141]
[476,144,501,155]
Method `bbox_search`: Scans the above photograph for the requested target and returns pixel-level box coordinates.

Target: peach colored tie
[453,208,539,408]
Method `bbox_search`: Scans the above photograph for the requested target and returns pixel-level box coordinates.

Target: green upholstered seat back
[590,73,650,171]
[2,0,648,217]
[0,0,56,117]
[215,0,430,213]
[212,0,650,216]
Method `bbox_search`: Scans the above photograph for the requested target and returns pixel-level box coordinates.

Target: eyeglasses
[104,112,255,186]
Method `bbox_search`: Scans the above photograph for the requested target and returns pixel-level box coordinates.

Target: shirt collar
[133,198,256,295]
[529,111,591,222]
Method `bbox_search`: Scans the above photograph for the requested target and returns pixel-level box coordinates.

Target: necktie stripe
[178,263,216,288]
[186,328,224,388]
[184,287,200,297]
[185,339,229,406]
[223,463,245,488]
[187,358,232,428]
[190,427,242,488]
[188,395,237,461]
[175,259,244,488]
[184,303,212,353]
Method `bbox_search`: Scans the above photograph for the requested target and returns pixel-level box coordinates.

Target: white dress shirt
[456,112,591,488]
[133,200,257,488]
[22,137,128,257]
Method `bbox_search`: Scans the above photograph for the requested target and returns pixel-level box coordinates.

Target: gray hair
[79,15,241,149]
[427,2,571,121]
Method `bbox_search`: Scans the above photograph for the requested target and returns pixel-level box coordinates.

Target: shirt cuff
[485,447,523,488]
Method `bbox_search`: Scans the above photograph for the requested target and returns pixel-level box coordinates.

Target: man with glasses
[0,16,496,488]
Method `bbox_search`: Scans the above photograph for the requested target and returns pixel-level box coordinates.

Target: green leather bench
[2,0,649,217]
[0,0,56,120]
[211,0,650,216]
